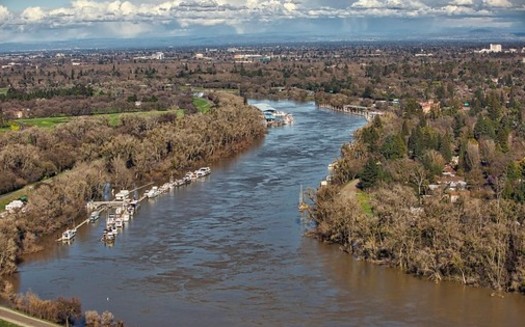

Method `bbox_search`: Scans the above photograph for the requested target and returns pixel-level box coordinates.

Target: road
[0,306,60,327]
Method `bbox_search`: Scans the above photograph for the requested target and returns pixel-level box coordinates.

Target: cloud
[483,0,513,8]
[352,0,383,9]
[0,5,11,23]
[449,0,474,5]
[0,0,523,42]
[21,7,46,22]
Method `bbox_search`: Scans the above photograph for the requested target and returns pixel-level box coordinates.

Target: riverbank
[310,107,525,294]
[0,92,267,324]
[15,99,525,326]
[0,306,59,327]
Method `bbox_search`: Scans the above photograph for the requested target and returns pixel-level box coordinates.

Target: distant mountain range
[0,29,523,52]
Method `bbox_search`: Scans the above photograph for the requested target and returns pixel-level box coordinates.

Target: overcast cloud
[0,0,523,43]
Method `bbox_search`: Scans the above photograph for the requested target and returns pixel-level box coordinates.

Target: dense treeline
[3,48,522,120]
[0,92,265,278]
[310,73,525,292]
[0,92,225,195]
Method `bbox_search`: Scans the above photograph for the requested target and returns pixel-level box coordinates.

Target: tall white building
[489,44,502,53]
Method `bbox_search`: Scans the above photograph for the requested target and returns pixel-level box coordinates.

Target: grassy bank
[0,110,179,132]
[192,97,212,113]
[0,320,20,327]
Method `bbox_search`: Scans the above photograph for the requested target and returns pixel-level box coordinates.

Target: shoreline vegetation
[309,96,525,295]
[0,92,266,325]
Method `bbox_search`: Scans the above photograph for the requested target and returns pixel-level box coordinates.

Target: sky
[0,0,524,44]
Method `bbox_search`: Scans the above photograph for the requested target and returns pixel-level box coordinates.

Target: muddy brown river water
[15,100,525,326]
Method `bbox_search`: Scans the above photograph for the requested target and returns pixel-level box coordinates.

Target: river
[16,100,525,326]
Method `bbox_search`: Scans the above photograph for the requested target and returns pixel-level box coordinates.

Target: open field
[192,97,212,113]
[0,110,179,132]
[0,320,20,327]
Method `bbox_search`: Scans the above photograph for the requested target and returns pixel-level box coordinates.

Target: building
[420,100,439,114]
[479,44,503,54]
[153,52,164,60]
[490,44,502,53]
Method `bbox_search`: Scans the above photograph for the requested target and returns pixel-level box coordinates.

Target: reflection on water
[16,100,525,326]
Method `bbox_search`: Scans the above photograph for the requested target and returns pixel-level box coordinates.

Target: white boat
[196,167,211,177]
[89,211,100,222]
[185,172,197,180]
[61,228,77,241]
[160,183,170,193]
[102,231,115,242]
[115,207,124,215]
[115,190,130,201]
[146,186,159,198]
[102,227,117,242]
[121,212,131,222]
[115,218,124,228]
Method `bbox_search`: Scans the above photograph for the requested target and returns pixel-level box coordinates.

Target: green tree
[380,134,407,160]
[473,116,496,140]
[486,90,502,121]
[495,125,510,153]
[403,98,421,118]
[360,126,379,152]
[408,127,424,159]
[360,159,380,189]
[438,133,453,162]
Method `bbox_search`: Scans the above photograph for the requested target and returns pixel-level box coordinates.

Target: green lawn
[0,88,8,96]
[0,319,21,327]
[356,191,373,216]
[16,116,72,128]
[0,110,180,132]
[192,97,212,113]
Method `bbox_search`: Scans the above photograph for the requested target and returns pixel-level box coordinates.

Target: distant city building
[153,52,164,60]
[478,44,503,53]
[133,52,164,60]
[490,44,502,52]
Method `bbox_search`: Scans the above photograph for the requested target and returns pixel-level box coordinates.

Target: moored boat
[89,210,100,222]
[146,186,159,198]
[196,167,211,177]
[61,228,77,241]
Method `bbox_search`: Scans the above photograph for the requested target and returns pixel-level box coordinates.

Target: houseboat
[89,211,100,222]
[61,228,77,241]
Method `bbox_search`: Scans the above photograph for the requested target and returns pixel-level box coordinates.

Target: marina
[253,103,294,126]
[62,167,213,245]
